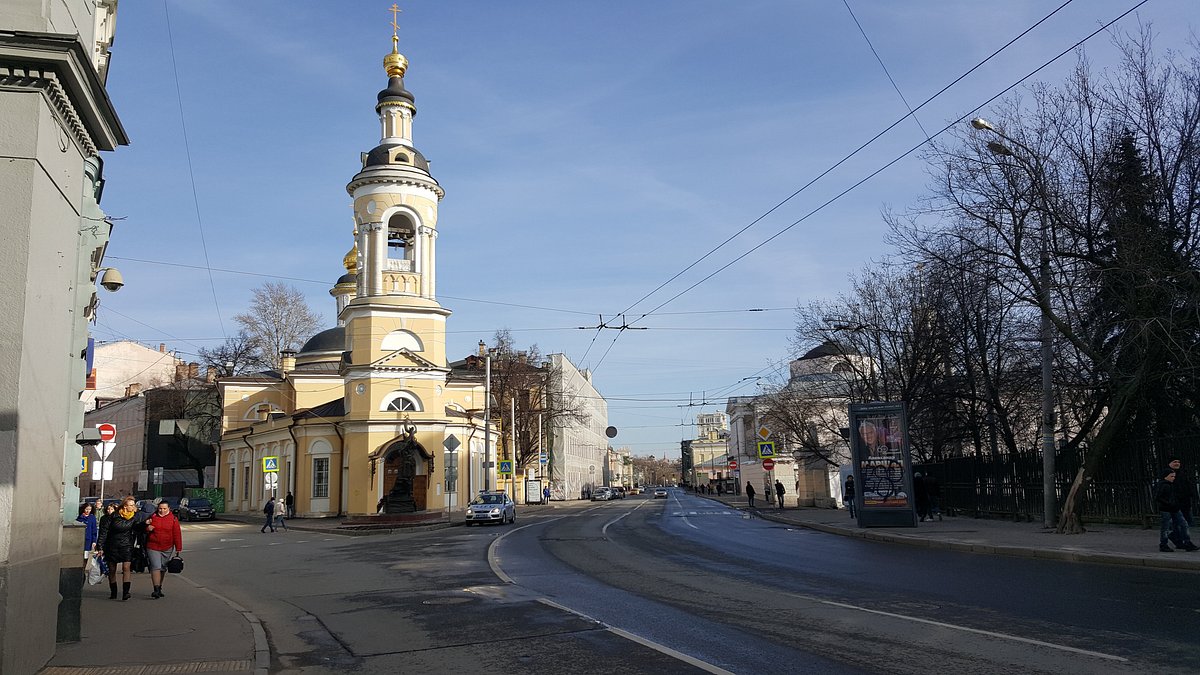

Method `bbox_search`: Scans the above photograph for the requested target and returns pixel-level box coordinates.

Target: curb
[176,574,272,675]
[697,496,1200,572]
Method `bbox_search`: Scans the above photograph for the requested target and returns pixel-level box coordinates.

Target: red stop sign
[96,423,116,442]
[728,460,738,470]
[762,458,776,471]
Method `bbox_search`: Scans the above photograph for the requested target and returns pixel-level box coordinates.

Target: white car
[653,488,668,499]
[464,491,516,525]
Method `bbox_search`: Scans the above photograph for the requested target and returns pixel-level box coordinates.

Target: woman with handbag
[145,500,183,599]
[96,497,142,600]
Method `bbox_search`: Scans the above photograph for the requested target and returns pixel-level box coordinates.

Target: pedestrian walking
[261,497,277,533]
[77,503,98,559]
[745,482,756,508]
[285,491,295,518]
[774,480,786,509]
[1166,457,1195,526]
[97,497,143,600]
[924,473,943,521]
[844,474,857,518]
[542,486,551,505]
[1155,470,1198,552]
[913,472,930,521]
[144,501,182,598]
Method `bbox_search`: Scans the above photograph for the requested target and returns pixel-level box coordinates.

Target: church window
[313,457,329,498]
[381,390,422,412]
[380,328,423,352]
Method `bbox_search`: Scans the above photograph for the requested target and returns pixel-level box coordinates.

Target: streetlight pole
[482,342,493,492]
[971,118,1056,529]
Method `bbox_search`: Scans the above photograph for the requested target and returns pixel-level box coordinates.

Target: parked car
[176,497,216,521]
[611,486,626,499]
[465,491,516,525]
[653,488,668,499]
[591,487,613,501]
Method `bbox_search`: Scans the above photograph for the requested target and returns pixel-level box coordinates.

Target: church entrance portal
[381,439,428,513]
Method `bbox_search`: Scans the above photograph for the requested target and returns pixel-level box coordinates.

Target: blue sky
[96,1,1196,456]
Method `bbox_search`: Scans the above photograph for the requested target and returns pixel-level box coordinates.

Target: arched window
[243,401,284,421]
[380,391,422,412]
[387,213,415,261]
[381,329,423,352]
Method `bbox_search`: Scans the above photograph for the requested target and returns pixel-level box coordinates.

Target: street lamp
[971,117,1057,529]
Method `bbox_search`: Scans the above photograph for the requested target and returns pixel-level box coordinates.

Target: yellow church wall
[343,310,449,367]
[289,376,344,412]
[352,191,439,231]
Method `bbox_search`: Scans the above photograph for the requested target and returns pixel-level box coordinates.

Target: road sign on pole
[262,456,279,473]
[763,458,776,471]
[728,459,738,470]
[96,423,116,442]
[757,426,771,440]
[265,473,279,490]
[80,456,88,474]
[96,441,115,460]
[498,460,513,475]
[757,441,776,458]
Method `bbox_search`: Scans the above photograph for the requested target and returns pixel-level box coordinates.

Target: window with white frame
[313,457,330,498]
[381,391,422,412]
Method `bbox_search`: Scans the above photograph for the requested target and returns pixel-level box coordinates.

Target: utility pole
[484,347,492,492]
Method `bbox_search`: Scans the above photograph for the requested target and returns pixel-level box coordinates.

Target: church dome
[363,142,430,171]
[799,340,858,360]
[299,327,345,354]
[336,272,357,285]
[376,75,414,109]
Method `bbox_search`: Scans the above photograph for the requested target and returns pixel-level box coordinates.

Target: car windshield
[188,498,211,508]
[472,495,505,505]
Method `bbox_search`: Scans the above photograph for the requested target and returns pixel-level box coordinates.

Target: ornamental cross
[389,4,402,39]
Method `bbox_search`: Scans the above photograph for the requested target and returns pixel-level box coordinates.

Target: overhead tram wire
[610,0,1077,323]
[625,0,1148,325]
[843,0,931,140]
[163,0,225,338]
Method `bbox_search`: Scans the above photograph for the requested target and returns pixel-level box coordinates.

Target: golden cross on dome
[389,4,402,40]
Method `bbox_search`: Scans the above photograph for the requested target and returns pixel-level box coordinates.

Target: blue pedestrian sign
[498,460,513,475]
[539,451,548,465]
[757,441,776,459]
[262,456,279,473]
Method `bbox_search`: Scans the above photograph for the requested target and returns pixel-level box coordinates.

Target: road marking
[816,598,1127,662]
[537,598,734,675]
[487,516,566,584]
[601,500,650,538]
[210,547,223,550]
[219,538,244,542]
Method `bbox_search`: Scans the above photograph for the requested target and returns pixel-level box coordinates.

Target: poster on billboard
[849,401,917,528]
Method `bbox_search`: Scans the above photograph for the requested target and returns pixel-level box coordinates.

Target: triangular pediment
[371,348,440,371]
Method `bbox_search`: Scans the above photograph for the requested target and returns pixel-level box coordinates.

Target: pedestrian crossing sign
[262,456,279,473]
[757,441,776,458]
[498,460,513,475]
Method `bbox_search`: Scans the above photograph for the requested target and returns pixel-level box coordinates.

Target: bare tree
[197,330,265,374]
[232,282,322,369]
[894,30,1200,532]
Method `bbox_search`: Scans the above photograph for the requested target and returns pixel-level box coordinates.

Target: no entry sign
[728,459,738,470]
[96,423,116,442]
[762,458,776,471]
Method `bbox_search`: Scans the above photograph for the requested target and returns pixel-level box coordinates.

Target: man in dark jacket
[745,482,756,508]
[774,480,786,509]
[844,474,856,518]
[1166,457,1195,526]
[261,497,277,533]
[1155,470,1198,552]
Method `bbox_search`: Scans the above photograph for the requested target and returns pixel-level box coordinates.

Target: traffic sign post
[728,459,738,470]
[757,441,776,459]
[498,460,513,475]
[763,458,776,471]
[94,424,116,507]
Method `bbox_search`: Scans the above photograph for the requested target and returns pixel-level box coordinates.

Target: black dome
[800,340,858,360]
[376,75,414,108]
[363,143,430,171]
[299,327,344,354]
[336,273,357,285]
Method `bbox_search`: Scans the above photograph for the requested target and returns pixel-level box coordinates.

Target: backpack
[263,501,272,514]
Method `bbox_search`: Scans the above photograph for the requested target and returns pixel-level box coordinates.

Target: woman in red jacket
[145,500,183,599]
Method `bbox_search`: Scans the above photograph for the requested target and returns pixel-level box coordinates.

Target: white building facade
[546,353,608,500]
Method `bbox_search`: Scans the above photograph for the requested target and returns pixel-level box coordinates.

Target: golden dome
[384,37,408,78]
[343,245,358,274]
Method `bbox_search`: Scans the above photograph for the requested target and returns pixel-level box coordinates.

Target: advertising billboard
[849,401,917,528]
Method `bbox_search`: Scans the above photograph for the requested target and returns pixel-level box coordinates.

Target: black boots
[121,582,131,601]
[152,586,163,599]
[1160,544,1174,552]
[109,582,118,599]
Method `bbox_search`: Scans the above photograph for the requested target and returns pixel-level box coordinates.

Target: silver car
[465,491,516,525]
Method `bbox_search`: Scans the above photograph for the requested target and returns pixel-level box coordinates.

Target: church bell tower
[339,14,451,515]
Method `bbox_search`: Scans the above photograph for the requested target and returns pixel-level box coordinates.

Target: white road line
[601,500,649,538]
[487,516,566,584]
[209,547,223,550]
[537,598,734,675]
[816,599,1128,662]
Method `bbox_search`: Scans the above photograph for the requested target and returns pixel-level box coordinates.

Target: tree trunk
[1056,467,1088,533]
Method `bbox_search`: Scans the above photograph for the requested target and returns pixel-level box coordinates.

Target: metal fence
[916,435,1199,525]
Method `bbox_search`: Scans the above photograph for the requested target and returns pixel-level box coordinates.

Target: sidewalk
[698,492,1200,571]
[217,500,569,535]
[41,566,262,675]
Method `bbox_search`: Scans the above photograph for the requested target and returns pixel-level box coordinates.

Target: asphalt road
[179,490,1199,674]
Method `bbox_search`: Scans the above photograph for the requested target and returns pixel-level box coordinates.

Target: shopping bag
[97,555,109,575]
[166,556,184,574]
[86,555,103,585]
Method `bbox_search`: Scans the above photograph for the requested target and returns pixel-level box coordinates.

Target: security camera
[98,267,124,292]
[75,428,103,446]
